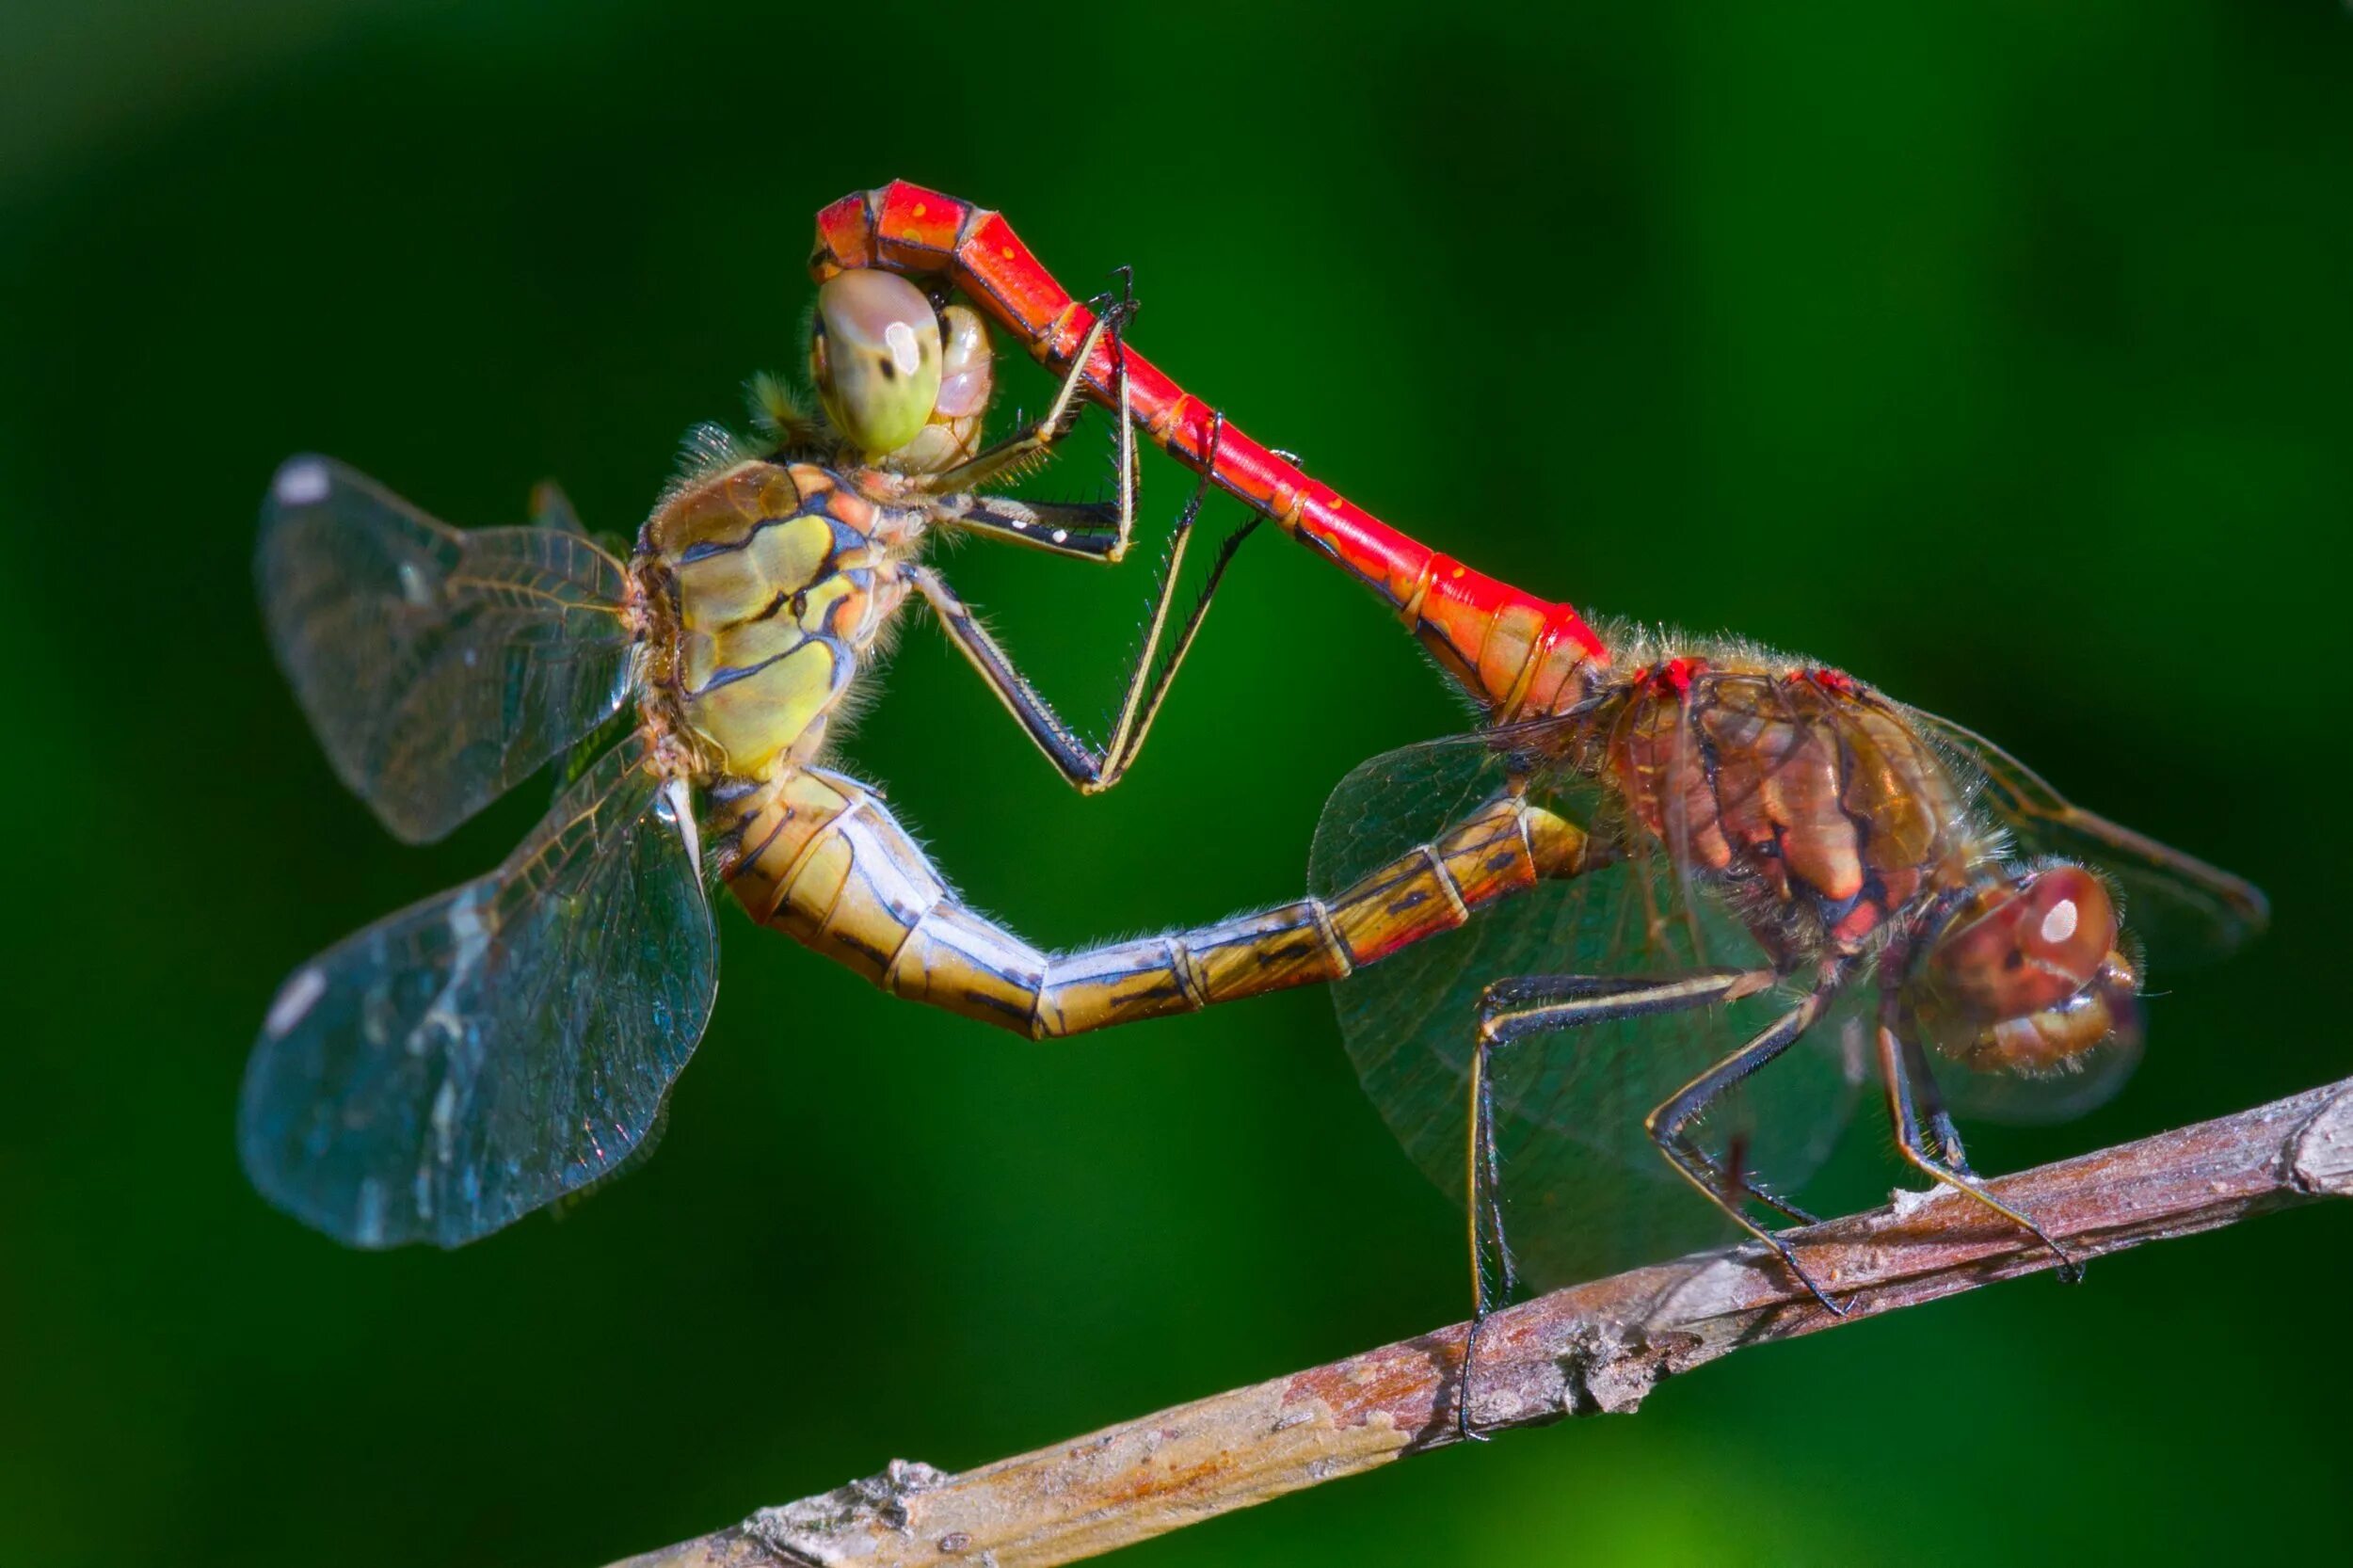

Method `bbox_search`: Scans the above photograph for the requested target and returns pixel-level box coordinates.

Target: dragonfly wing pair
[1308,725,1871,1292]
[1908,709,2269,968]
[257,456,636,845]
[247,459,716,1248]
[1309,696,2267,1290]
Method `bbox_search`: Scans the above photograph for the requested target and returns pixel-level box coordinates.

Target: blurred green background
[5,2,2349,1563]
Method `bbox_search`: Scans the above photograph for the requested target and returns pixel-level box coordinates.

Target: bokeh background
[6,3,2349,1563]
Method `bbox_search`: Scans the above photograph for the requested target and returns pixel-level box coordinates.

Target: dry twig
[607,1076,2353,1568]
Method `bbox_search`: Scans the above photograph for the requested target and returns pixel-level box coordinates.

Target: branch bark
[606,1076,2353,1568]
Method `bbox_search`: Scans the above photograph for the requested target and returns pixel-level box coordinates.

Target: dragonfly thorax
[633,457,920,781]
[1593,653,1995,965]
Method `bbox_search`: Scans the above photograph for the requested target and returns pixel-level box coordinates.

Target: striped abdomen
[705,768,1592,1039]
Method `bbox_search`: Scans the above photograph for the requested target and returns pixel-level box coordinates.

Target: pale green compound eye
[811,269,943,458]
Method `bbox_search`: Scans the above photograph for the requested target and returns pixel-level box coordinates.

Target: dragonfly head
[1913,864,2141,1075]
[810,269,993,471]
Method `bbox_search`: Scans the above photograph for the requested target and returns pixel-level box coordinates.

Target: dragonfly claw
[1456,1314,1496,1443]
[1767,1237,1849,1317]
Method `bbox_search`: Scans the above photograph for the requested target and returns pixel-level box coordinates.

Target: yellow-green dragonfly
[245,271,1282,1247]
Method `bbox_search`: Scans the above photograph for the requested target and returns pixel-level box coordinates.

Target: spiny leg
[1646,979,1850,1316]
[941,285,1139,564]
[915,413,1257,793]
[1876,1024,2080,1280]
[1898,1028,1975,1175]
[1457,968,1773,1439]
[1096,412,1257,788]
[1718,1128,1822,1228]
[1481,971,1814,1219]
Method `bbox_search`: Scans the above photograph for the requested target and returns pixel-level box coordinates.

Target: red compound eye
[1929,865,2119,1021]
[2016,866,2114,988]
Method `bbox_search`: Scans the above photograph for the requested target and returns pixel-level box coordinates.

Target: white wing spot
[664,777,703,875]
[884,320,922,376]
[1051,528,1069,544]
[396,561,432,606]
[2040,898,2079,947]
[264,967,328,1038]
[430,1078,458,1163]
[276,459,330,505]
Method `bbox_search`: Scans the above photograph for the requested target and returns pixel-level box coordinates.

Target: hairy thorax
[1577,648,1996,964]
[632,458,922,784]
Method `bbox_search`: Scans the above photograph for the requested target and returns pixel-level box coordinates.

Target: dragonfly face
[809,268,992,471]
[1911,864,2141,1076]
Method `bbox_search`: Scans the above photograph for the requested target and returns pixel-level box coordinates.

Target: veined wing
[1892,706,2217,1128]
[239,735,716,1248]
[1308,722,1866,1293]
[259,456,635,844]
[1907,708,2268,968]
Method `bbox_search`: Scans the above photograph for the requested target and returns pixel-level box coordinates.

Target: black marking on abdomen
[961,989,1032,1023]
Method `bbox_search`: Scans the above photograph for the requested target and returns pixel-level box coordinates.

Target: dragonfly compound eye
[2009,865,2117,999]
[887,304,995,472]
[811,269,943,459]
[1918,864,2134,1068]
[935,304,994,421]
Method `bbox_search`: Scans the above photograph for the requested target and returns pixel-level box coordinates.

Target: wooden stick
[606,1076,2353,1568]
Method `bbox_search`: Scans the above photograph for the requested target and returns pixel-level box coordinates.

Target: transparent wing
[1906,708,2268,968]
[1894,708,2201,1128]
[258,455,636,844]
[239,736,716,1248]
[1309,724,1865,1292]
[1918,1026,2144,1128]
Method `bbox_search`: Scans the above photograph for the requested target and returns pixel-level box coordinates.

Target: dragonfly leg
[712,770,1593,1039]
[920,291,1135,503]
[1455,968,1769,1438]
[1877,1025,2080,1280]
[1898,1030,1975,1175]
[1645,982,1850,1315]
[1745,1182,1821,1228]
[938,274,1145,568]
[911,503,1257,797]
[1479,971,1812,1215]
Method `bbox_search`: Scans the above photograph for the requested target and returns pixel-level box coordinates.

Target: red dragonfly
[814,183,2270,1354]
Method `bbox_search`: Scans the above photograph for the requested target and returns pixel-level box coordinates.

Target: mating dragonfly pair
[248,182,2265,1373]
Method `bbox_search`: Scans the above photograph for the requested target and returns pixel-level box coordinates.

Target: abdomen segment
[711,770,1592,1038]
[811,181,1607,719]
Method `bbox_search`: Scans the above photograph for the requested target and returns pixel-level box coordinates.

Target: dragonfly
[816,181,2271,1369]
[248,267,1330,1248]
